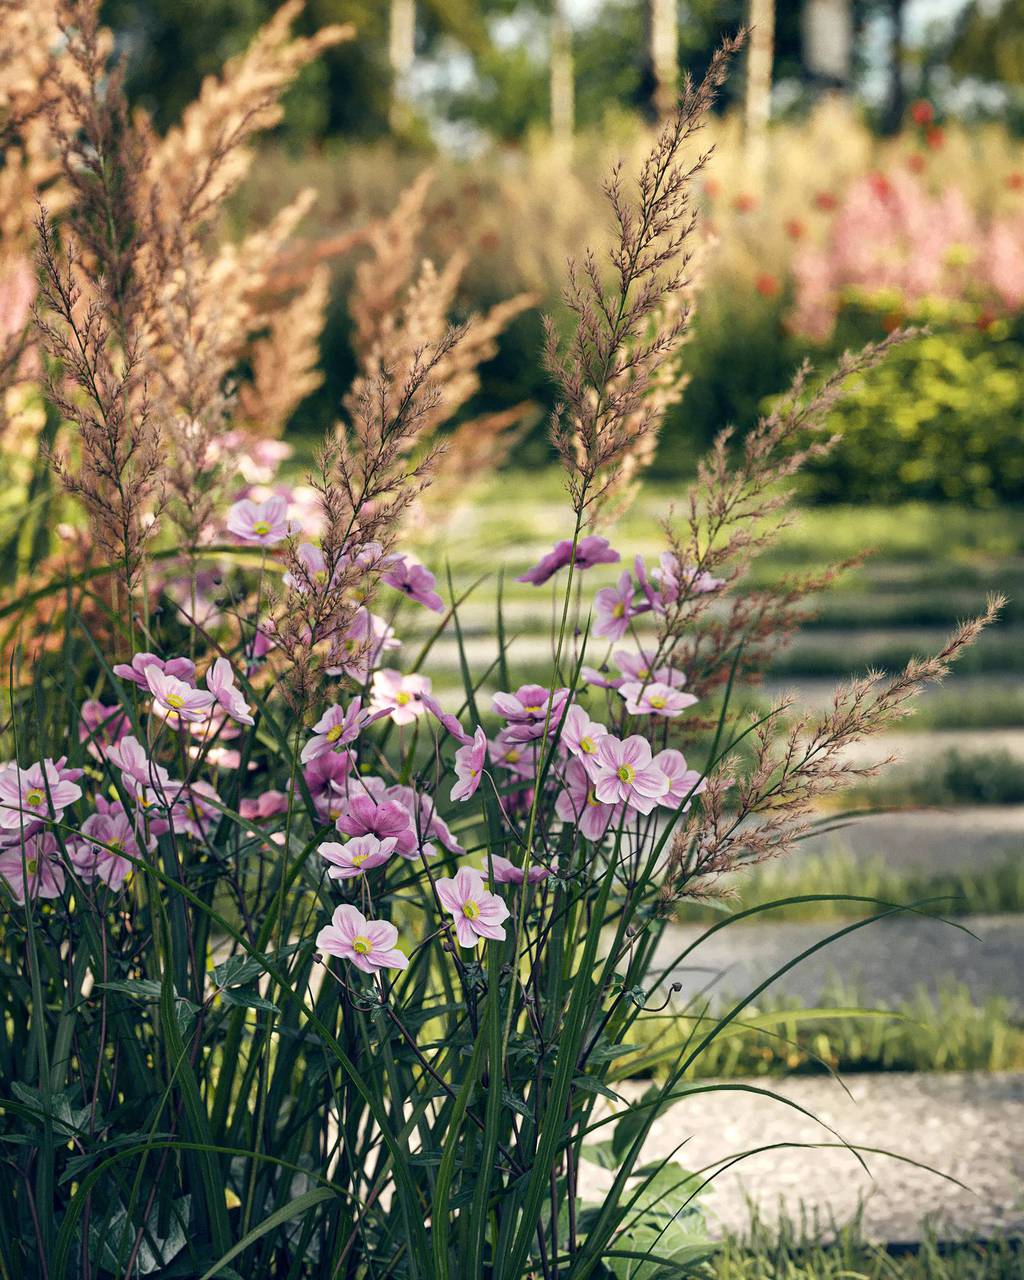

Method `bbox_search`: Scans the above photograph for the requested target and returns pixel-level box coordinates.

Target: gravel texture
[578,1072,1024,1243]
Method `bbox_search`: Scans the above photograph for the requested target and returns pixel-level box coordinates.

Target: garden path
[581,1072,1024,1243]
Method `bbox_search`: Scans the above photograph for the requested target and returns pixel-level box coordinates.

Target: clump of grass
[674,853,1024,923]
[624,984,1024,1081]
[855,748,1024,807]
[896,686,1024,731]
[705,1208,1023,1279]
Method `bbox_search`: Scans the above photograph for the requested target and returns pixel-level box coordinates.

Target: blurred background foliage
[94,0,1024,506]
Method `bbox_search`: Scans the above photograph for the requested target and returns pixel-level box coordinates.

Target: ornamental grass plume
[0,20,1006,1280]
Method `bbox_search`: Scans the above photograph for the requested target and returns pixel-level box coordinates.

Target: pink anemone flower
[651,553,725,606]
[421,694,472,745]
[113,652,196,688]
[79,700,130,759]
[328,608,400,681]
[451,726,487,802]
[225,495,290,546]
[593,571,637,641]
[370,670,430,726]
[319,833,396,880]
[492,684,570,742]
[589,735,669,814]
[301,698,384,764]
[388,786,464,854]
[0,759,83,830]
[554,758,622,840]
[619,681,698,718]
[613,648,688,688]
[516,535,620,585]
[316,904,409,973]
[383,556,445,612]
[303,751,357,823]
[206,657,254,726]
[435,867,510,947]
[336,795,419,858]
[0,831,65,903]
[654,749,706,811]
[145,668,214,725]
[560,704,606,762]
[69,808,150,889]
[481,853,551,885]
[240,791,289,820]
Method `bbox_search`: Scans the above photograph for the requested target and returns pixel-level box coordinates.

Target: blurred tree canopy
[947,0,1024,88]
[102,0,813,145]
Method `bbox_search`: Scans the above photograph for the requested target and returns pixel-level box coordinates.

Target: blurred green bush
[799,306,1024,507]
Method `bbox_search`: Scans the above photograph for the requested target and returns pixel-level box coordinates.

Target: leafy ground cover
[624,984,1024,1081]
[704,1212,1023,1279]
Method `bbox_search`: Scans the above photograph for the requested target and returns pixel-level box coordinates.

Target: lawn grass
[849,749,1024,808]
[674,853,1024,924]
[704,1212,1022,1278]
[625,984,1024,1081]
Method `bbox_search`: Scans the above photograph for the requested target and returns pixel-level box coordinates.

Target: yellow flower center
[462,900,480,920]
[637,666,650,678]
[395,691,411,706]
[326,725,343,742]
[26,858,38,874]
[616,764,636,784]
[649,695,666,709]
[351,852,368,867]
[612,602,625,619]
[579,736,597,754]
[586,790,601,807]
[314,569,328,583]
[25,788,44,807]
[165,693,185,709]
[523,704,543,714]
[109,839,124,853]
[253,520,271,536]
[352,935,372,954]
[506,749,521,764]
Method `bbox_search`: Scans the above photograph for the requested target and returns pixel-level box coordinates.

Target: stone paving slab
[654,913,1024,1009]
[579,1072,1024,1243]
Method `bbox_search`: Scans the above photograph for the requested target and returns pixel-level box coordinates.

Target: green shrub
[801,313,1024,507]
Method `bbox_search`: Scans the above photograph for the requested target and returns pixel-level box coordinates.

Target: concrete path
[654,913,1024,1010]
[580,1072,1024,1243]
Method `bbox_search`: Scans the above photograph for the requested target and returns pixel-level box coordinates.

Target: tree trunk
[744,0,775,195]
[650,0,679,118]
[389,0,415,133]
[550,2,575,151]
[802,0,853,89]
[885,0,906,132]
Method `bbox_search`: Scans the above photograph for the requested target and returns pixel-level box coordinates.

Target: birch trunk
[550,2,574,152]
[743,0,775,196]
[650,0,679,118]
[389,0,415,132]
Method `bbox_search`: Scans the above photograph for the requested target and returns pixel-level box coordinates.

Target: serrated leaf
[501,1088,531,1118]
[221,987,279,1014]
[581,1139,619,1170]
[96,979,164,1000]
[604,1164,714,1280]
[572,1076,623,1102]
